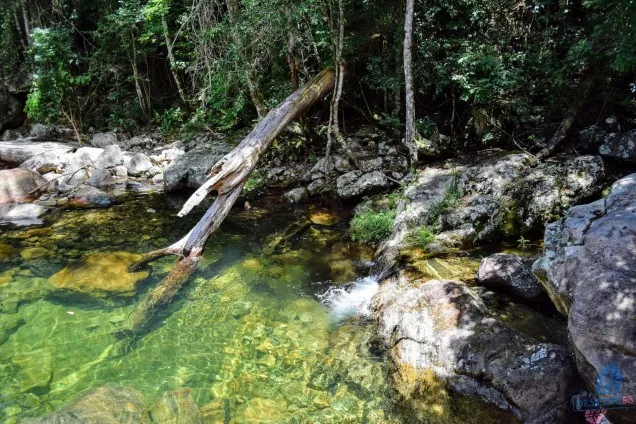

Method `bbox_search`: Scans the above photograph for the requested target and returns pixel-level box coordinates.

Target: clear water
[0,192,402,423]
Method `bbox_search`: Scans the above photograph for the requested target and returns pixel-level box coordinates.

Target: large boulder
[476,253,543,300]
[24,384,145,424]
[336,170,390,200]
[533,173,636,423]
[599,129,636,163]
[164,143,233,192]
[0,169,48,203]
[373,152,604,279]
[0,141,75,166]
[371,274,578,423]
[19,151,70,174]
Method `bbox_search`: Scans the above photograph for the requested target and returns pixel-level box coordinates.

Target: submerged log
[118,68,335,336]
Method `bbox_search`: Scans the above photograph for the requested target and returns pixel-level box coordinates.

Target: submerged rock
[145,388,203,423]
[476,253,543,300]
[0,168,48,203]
[12,349,53,392]
[24,383,145,424]
[371,274,577,423]
[533,173,636,423]
[49,251,148,297]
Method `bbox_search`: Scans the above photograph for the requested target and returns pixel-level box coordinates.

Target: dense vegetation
[1,0,635,151]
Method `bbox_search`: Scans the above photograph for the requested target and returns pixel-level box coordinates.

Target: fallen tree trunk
[118,67,335,336]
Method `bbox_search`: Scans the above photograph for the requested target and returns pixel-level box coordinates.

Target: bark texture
[119,68,335,336]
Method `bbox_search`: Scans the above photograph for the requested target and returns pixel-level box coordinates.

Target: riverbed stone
[127,152,153,176]
[86,167,115,188]
[12,349,53,392]
[69,185,113,208]
[373,152,605,279]
[336,170,390,200]
[0,203,45,224]
[19,151,70,174]
[94,145,124,169]
[599,129,636,163]
[24,383,145,424]
[476,253,543,300]
[0,168,48,203]
[164,143,233,192]
[49,251,149,297]
[283,187,309,203]
[532,173,636,423]
[371,274,578,423]
[145,388,204,423]
[90,132,118,148]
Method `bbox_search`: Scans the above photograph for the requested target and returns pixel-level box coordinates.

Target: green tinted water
[0,193,400,423]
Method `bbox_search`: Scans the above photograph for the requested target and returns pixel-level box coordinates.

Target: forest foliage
[0,0,634,148]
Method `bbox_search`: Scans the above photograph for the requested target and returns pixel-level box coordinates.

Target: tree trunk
[534,76,593,162]
[129,32,150,121]
[161,15,189,108]
[20,0,31,46]
[118,68,335,337]
[403,0,418,167]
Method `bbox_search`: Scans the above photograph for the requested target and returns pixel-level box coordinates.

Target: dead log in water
[118,68,335,336]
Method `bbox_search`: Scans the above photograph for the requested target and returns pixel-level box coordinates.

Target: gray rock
[68,147,103,172]
[0,169,48,203]
[334,155,353,173]
[86,168,115,188]
[476,253,543,299]
[336,170,390,200]
[356,156,383,172]
[146,165,162,177]
[533,173,636,423]
[90,132,118,148]
[69,185,113,208]
[599,129,636,163]
[93,145,124,169]
[164,143,233,192]
[19,151,70,174]
[29,123,50,140]
[372,275,577,423]
[127,153,153,176]
[307,178,328,195]
[373,152,605,279]
[23,384,144,424]
[0,203,45,225]
[310,157,335,177]
[283,187,309,203]
[113,165,128,179]
[0,141,75,166]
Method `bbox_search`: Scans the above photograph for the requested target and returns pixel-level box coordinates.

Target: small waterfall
[318,276,379,321]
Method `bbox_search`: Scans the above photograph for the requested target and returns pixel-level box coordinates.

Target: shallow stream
[0,190,566,423]
[0,191,410,423]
